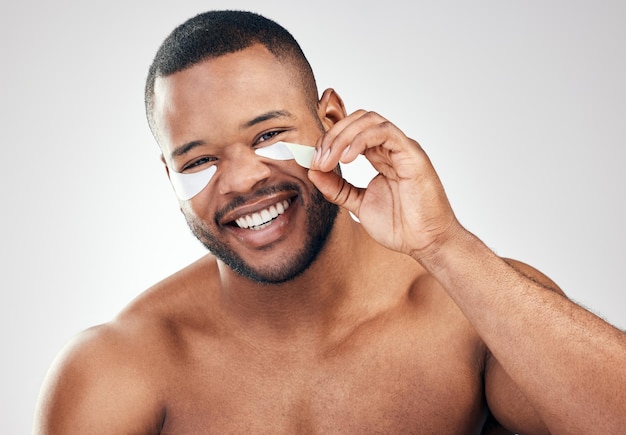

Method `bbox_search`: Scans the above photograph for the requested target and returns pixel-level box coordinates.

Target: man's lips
[218,192,299,249]
[218,190,296,225]
[234,199,291,230]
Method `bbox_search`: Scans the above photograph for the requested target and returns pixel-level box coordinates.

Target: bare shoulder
[33,320,166,434]
[34,255,221,435]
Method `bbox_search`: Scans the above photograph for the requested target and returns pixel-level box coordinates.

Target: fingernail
[321,149,331,164]
[341,145,351,160]
[311,147,319,163]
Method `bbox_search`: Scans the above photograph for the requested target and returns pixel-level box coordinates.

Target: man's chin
[215,250,313,285]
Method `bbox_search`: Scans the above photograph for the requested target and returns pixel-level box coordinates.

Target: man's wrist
[409,223,478,275]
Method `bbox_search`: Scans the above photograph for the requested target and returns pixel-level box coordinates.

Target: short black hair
[145,10,318,136]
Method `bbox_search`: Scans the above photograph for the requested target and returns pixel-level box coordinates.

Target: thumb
[308,169,363,217]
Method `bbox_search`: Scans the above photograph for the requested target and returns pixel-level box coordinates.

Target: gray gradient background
[1,1,624,432]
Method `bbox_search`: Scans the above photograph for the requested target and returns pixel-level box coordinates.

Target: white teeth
[269,205,278,219]
[251,213,264,227]
[260,209,272,222]
[235,200,291,230]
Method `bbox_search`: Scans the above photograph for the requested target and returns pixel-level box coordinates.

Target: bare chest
[159,326,487,434]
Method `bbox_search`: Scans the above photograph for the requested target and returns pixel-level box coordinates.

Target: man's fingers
[308,170,363,217]
[313,111,420,174]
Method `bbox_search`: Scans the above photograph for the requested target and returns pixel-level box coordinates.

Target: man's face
[152,44,338,283]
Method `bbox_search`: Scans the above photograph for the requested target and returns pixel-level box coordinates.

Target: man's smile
[235,199,291,230]
[214,188,302,250]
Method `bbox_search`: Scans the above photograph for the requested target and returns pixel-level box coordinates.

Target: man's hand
[308,110,460,259]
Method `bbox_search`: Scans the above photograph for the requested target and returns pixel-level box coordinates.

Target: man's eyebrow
[171,140,205,159]
[241,110,293,129]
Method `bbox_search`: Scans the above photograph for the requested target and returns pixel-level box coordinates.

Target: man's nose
[217,149,272,195]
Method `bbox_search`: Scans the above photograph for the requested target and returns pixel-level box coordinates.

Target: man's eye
[184,157,216,171]
[256,130,285,144]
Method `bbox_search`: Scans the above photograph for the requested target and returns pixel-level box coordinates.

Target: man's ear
[317,88,347,131]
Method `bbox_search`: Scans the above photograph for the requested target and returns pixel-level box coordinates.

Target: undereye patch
[169,165,217,201]
[255,141,315,168]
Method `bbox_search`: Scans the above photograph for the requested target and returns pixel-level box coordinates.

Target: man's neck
[215,212,423,343]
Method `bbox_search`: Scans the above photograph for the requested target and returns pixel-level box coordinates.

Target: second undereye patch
[168,141,315,201]
[255,141,315,168]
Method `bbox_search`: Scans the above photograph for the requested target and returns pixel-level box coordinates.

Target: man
[34,10,626,434]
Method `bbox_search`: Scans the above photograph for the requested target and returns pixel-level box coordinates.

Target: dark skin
[34,44,626,434]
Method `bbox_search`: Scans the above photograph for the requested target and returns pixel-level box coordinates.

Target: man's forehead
[154,44,294,96]
[153,48,301,118]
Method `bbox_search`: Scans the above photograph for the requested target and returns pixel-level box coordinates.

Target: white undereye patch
[168,141,314,201]
[255,141,315,169]
[169,165,217,201]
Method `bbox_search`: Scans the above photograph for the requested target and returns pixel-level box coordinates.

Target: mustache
[214,182,302,223]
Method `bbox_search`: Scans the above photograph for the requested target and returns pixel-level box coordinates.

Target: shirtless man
[34,10,626,434]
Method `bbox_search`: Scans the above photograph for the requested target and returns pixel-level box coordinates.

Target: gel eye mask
[169,165,217,201]
[168,141,315,201]
[254,141,315,169]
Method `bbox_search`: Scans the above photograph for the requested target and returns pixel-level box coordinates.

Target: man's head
[145,10,345,284]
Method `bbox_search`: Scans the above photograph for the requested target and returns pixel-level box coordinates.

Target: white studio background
[1,0,624,432]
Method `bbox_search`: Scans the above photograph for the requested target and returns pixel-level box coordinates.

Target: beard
[183,182,339,284]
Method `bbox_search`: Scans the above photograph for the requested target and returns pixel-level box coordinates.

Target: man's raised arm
[308,106,626,433]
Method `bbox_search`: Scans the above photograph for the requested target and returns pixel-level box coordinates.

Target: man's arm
[33,323,165,435]
[308,105,626,432]
[482,259,565,434]
[420,230,626,433]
